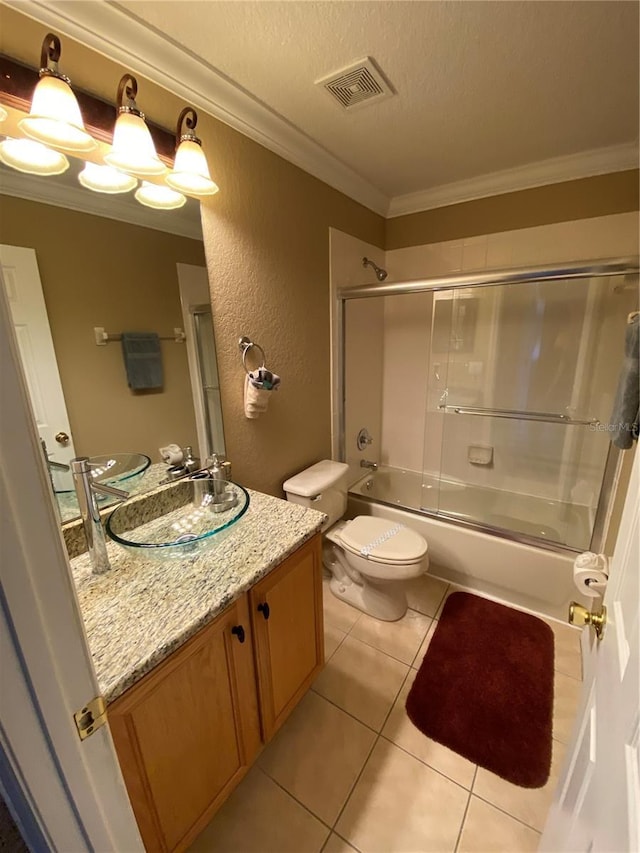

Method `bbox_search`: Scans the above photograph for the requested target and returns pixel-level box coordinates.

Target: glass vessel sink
[53,453,152,523]
[106,479,250,562]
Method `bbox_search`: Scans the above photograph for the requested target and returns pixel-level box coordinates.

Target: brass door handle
[55,431,70,445]
[568,601,607,641]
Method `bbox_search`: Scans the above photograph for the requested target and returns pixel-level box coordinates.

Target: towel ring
[239,336,266,375]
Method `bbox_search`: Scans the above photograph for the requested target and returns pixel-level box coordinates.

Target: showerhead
[362,257,388,282]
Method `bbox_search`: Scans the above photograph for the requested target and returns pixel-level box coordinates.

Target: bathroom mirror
[0,152,226,524]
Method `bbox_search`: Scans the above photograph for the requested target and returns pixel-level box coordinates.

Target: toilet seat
[338,516,428,565]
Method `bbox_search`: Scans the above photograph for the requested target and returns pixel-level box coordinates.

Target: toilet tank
[283,460,349,530]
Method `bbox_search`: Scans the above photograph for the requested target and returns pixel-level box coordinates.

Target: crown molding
[2,0,390,216]
[4,2,637,222]
[0,169,204,241]
[387,143,640,218]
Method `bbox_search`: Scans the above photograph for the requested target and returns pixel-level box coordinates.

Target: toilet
[284,460,429,621]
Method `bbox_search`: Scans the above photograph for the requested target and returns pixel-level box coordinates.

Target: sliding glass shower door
[422,273,637,549]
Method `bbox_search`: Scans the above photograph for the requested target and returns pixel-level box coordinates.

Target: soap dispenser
[183,446,200,473]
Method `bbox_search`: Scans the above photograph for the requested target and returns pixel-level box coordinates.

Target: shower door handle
[438,405,600,426]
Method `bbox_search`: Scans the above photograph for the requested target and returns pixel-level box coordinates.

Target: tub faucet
[360,459,378,471]
[71,457,129,574]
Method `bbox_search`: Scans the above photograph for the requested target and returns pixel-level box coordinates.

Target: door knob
[55,431,70,445]
[568,602,607,641]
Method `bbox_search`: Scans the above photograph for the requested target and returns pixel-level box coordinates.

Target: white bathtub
[348,468,587,621]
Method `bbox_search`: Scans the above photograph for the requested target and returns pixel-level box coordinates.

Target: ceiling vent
[316,57,394,111]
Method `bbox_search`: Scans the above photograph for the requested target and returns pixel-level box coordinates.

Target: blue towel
[610,315,639,449]
[121,332,163,391]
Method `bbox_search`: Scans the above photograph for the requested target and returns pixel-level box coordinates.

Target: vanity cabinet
[249,533,324,739]
[108,594,261,853]
[108,533,322,853]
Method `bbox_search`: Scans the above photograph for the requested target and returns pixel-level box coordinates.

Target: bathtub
[348,466,586,621]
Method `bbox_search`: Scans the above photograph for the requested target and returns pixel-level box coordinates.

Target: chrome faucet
[71,457,129,574]
[360,459,378,471]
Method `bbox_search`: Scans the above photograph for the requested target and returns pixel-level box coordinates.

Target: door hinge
[74,696,107,741]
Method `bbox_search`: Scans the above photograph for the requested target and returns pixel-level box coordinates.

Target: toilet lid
[339,516,428,564]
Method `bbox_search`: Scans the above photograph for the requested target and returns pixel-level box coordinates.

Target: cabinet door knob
[231,625,245,643]
[257,602,270,620]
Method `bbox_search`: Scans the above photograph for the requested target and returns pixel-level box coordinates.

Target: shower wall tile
[330,228,386,464]
[344,297,385,484]
[381,292,433,473]
[461,236,488,271]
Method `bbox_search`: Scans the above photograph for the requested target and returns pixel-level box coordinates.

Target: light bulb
[78,162,138,194]
[166,138,219,196]
[0,137,69,176]
[135,181,186,210]
[105,112,166,177]
[20,75,96,152]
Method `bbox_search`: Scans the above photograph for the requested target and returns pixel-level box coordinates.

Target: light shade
[0,137,69,175]
[0,105,7,122]
[166,139,219,196]
[135,181,186,210]
[19,75,96,153]
[105,112,166,177]
[78,162,138,194]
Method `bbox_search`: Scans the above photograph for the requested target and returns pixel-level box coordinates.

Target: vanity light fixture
[105,75,166,177]
[166,107,219,197]
[0,136,69,176]
[19,33,96,153]
[135,180,186,210]
[78,162,138,194]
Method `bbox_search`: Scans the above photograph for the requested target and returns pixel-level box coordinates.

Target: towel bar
[94,327,186,346]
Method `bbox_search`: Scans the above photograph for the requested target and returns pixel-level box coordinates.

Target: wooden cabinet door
[109,595,261,853]
[249,534,324,739]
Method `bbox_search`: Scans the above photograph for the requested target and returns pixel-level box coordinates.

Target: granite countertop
[70,489,325,704]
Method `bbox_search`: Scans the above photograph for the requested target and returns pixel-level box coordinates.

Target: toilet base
[328,574,408,622]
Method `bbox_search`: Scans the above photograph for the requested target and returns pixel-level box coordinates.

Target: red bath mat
[406,591,554,788]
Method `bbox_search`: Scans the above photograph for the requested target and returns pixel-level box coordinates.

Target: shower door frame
[336,257,639,555]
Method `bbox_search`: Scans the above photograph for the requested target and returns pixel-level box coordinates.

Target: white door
[0,281,143,851]
[541,451,639,852]
[0,244,76,466]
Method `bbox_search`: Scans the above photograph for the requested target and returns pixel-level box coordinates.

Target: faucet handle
[91,481,129,500]
[357,428,374,451]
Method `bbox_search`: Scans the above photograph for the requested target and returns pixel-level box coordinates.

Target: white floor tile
[336,739,468,853]
[322,833,358,853]
[553,671,581,744]
[412,618,438,668]
[473,739,566,832]
[350,608,432,664]
[458,796,541,852]
[324,622,346,660]
[404,574,449,616]
[323,579,361,633]
[189,766,328,853]
[382,670,476,789]
[313,635,408,731]
[258,691,375,825]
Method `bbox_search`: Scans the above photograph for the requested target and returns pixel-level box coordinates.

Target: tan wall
[0,8,385,496]
[1,196,205,460]
[386,170,640,250]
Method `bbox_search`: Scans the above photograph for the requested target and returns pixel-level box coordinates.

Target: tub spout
[360,459,378,471]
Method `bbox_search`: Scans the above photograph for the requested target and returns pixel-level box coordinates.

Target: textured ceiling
[117,0,639,199]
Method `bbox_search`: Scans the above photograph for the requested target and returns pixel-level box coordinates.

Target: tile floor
[190,576,582,853]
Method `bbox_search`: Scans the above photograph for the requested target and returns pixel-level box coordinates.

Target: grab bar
[438,404,600,426]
